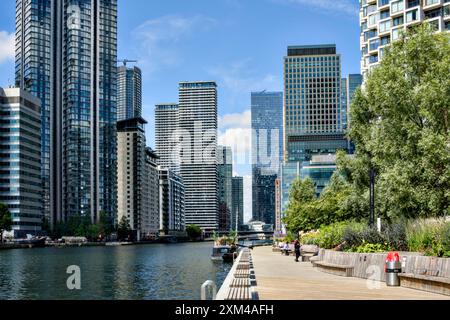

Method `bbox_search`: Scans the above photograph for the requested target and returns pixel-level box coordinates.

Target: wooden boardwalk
[252,246,450,300]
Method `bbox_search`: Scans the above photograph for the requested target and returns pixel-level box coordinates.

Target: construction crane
[117,59,138,67]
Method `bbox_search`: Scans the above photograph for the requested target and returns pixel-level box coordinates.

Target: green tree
[349,24,450,220]
[283,177,316,233]
[186,225,202,240]
[0,204,12,243]
[117,216,132,241]
[98,211,114,238]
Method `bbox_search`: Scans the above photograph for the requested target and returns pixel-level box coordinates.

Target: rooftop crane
[117,59,138,67]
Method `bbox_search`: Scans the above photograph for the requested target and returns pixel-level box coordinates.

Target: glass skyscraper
[117,65,142,121]
[231,177,244,231]
[251,91,283,226]
[282,45,351,216]
[217,146,233,232]
[347,74,363,108]
[15,0,118,225]
[0,88,43,237]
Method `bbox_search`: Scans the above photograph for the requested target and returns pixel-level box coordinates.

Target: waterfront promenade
[252,246,450,300]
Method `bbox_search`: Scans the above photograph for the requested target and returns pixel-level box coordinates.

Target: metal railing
[201,280,217,300]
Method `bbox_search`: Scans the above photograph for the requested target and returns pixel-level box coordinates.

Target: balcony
[423,0,442,10]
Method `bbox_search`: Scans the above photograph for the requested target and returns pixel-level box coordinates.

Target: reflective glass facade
[15,0,118,225]
[251,91,283,226]
[117,66,142,121]
[231,177,244,231]
[0,88,43,237]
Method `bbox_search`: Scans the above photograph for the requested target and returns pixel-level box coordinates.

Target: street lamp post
[369,167,376,227]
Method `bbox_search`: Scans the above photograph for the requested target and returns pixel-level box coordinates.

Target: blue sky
[0,0,361,220]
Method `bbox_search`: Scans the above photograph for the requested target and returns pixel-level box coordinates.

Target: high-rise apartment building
[155,104,180,173]
[231,177,244,231]
[251,91,283,226]
[159,168,185,236]
[0,88,42,237]
[117,65,142,121]
[360,0,450,78]
[117,118,160,241]
[15,0,118,226]
[178,82,218,234]
[218,146,233,232]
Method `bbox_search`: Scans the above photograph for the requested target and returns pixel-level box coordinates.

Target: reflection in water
[0,242,231,300]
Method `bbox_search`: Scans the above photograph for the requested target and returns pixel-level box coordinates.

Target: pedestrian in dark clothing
[294,239,301,262]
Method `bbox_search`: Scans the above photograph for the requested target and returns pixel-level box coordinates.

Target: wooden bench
[310,255,321,266]
[300,245,319,262]
[230,277,251,288]
[234,268,251,278]
[399,273,450,296]
[314,261,354,277]
[236,263,250,270]
[226,286,251,300]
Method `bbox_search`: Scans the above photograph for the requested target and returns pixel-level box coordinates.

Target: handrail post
[201,280,217,300]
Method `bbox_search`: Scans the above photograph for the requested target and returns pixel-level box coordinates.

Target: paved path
[252,246,450,300]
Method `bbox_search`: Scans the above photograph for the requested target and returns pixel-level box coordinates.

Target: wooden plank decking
[252,246,450,300]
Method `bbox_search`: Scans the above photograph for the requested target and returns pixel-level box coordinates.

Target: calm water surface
[0,242,231,300]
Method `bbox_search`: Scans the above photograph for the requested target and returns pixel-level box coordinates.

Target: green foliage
[351,243,390,253]
[117,216,132,241]
[0,203,12,242]
[51,213,115,241]
[383,222,408,252]
[283,177,316,233]
[315,222,348,249]
[306,219,450,257]
[300,230,320,245]
[349,24,450,220]
[284,174,360,234]
[186,225,202,240]
[405,219,450,257]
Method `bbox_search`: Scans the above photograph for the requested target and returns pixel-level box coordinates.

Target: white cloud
[133,15,217,74]
[272,0,359,17]
[0,31,14,64]
[218,110,252,167]
[219,110,251,130]
[207,59,282,109]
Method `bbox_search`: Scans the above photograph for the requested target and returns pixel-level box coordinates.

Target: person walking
[294,239,301,262]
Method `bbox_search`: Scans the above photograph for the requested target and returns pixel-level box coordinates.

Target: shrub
[316,222,348,249]
[406,219,442,253]
[383,222,408,251]
[352,243,390,253]
[440,223,450,258]
[342,221,366,249]
[300,230,320,245]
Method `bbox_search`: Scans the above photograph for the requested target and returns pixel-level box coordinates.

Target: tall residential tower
[155,104,180,173]
[15,0,118,226]
[117,65,142,121]
[178,81,218,234]
[360,0,450,78]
